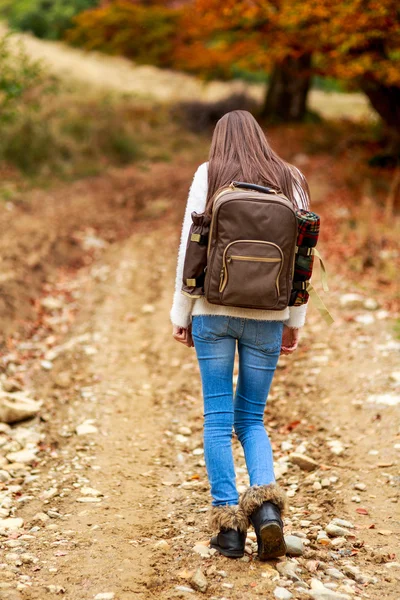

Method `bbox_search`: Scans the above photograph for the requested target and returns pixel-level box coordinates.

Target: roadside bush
[0,35,55,124]
[0,35,143,177]
[3,0,99,40]
[66,1,180,68]
[172,93,260,133]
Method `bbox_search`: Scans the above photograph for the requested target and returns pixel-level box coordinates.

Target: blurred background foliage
[0,0,397,302]
[1,0,398,141]
[0,0,98,40]
[0,0,399,175]
[0,34,151,177]
[66,1,180,67]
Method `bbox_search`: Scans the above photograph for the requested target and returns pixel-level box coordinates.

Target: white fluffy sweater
[170,162,308,329]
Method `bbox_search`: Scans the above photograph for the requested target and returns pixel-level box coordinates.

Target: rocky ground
[0,186,399,599]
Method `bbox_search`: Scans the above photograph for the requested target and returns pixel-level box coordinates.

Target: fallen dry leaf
[356,508,369,515]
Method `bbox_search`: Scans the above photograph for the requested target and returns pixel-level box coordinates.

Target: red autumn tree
[175,0,400,136]
[67,0,182,67]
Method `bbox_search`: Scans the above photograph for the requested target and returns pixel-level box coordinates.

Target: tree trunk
[360,78,400,155]
[261,54,312,122]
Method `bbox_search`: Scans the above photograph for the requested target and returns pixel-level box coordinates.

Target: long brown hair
[205,110,310,216]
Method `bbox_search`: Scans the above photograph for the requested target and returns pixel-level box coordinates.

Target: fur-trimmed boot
[240,483,288,560]
[209,505,249,558]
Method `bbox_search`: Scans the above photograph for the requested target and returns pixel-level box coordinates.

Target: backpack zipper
[228,255,281,262]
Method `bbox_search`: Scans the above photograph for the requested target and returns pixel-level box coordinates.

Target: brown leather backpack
[204,182,297,310]
[183,182,297,310]
[182,181,333,323]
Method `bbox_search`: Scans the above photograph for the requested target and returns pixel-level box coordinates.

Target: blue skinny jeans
[191,314,283,507]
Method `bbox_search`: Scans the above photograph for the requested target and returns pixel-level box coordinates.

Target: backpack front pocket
[219,240,283,308]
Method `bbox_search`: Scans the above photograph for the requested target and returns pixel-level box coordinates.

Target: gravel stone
[0,517,24,533]
[190,568,208,593]
[354,483,367,491]
[273,587,293,599]
[309,577,351,599]
[76,422,98,435]
[6,450,37,465]
[192,544,212,557]
[276,561,301,582]
[284,535,304,556]
[326,523,351,538]
[289,453,319,471]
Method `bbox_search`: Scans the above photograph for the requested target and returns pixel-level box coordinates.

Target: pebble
[41,297,64,310]
[175,434,189,444]
[0,467,10,481]
[53,373,72,389]
[355,313,375,325]
[80,487,103,497]
[178,426,192,436]
[330,518,354,529]
[351,495,361,503]
[339,293,364,309]
[2,379,23,393]
[317,531,331,546]
[41,487,58,500]
[94,594,115,600]
[342,565,360,579]
[354,483,366,491]
[0,517,24,533]
[331,537,347,548]
[0,391,41,424]
[273,587,293,600]
[289,453,319,471]
[20,553,38,564]
[364,298,379,310]
[276,561,301,582]
[76,422,98,435]
[326,524,351,538]
[141,304,155,314]
[190,568,208,593]
[192,544,212,558]
[41,360,53,371]
[6,450,37,465]
[284,535,304,556]
[326,440,344,456]
[154,540,171,553]
[281,441,293,452]
[45,585,66,594]
[325,568,344,580]
[309,578,351,599]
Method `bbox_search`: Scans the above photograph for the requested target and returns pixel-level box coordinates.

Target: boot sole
[209,541,244,559]
[258,522,287,560]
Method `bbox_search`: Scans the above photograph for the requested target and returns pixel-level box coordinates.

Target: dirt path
[1,198,399,599]
[0,24,372,120]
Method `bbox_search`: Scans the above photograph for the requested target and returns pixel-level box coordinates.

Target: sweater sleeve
[285,304,308,328]
[170,162,208,328]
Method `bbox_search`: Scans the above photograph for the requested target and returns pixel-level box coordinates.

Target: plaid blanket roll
[290,209,320,306]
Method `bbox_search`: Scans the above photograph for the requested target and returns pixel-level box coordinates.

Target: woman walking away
[170,110,310,560]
